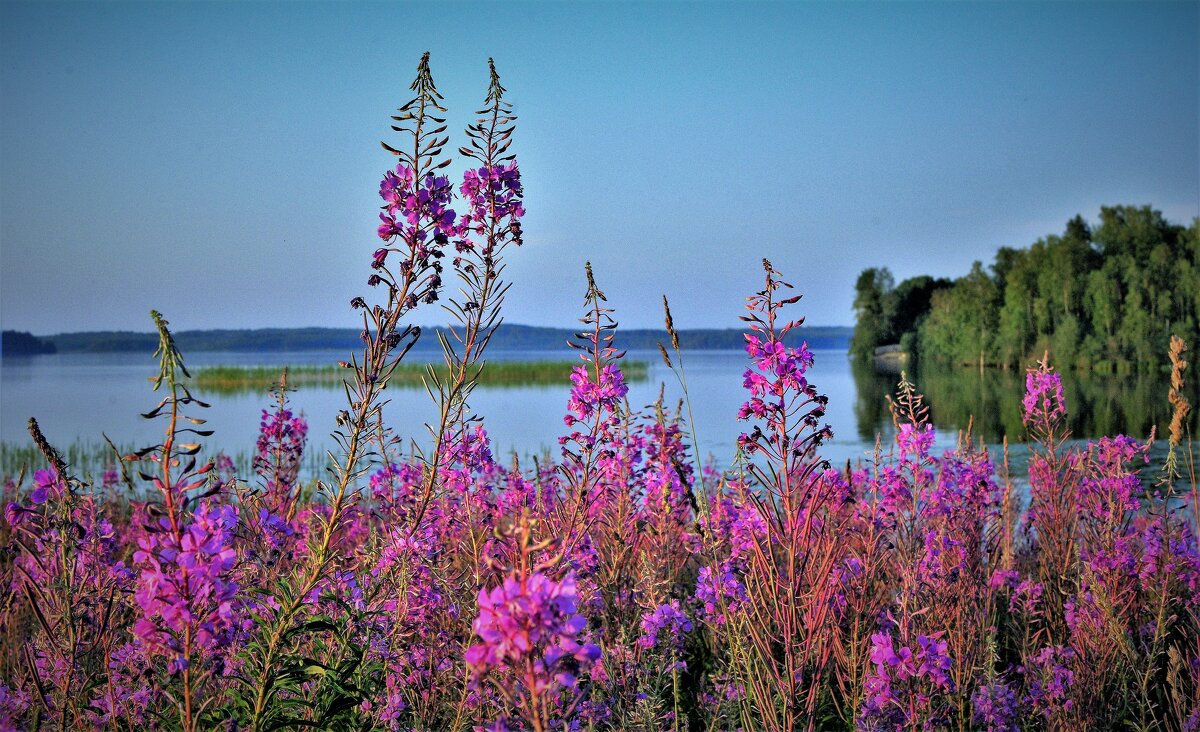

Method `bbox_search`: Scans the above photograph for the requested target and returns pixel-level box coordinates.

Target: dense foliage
[852,209,1200,372]
[1,55,1198,732]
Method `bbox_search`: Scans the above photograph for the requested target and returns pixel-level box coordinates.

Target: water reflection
[1,350,1196,478]
[852,357,1199,444]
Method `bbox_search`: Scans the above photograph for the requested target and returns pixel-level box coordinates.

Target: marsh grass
[0,439,331,484]
[0,439,133,483]
[188,359,649,394]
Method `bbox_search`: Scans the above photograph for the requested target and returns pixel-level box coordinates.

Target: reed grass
[189,359,649,393]
[0,439,329,485]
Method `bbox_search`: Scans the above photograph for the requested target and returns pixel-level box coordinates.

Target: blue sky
[1,1,1196,333]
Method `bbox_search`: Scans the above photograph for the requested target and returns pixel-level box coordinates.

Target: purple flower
[638,601,693,666]
[915,634,953,690]
[133,500,240,673]
[0,683,31,732]
[466,571,600,695]
[459,162,525,248]
[28,468,64,504]
[736,334,816,424]
[972,679,1019,732]
[1023,645,1075,720]
[896,422,936,461]
[695,562,749,625]
[565,363,629,424]
[377,164,459,246]
[861,627,955,729]
[1022,367,1066,426]
[254,402,308,514]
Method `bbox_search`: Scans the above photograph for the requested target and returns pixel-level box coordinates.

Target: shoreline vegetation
[851,205,1199,374]
[0,439,330,483]
[189,359,649,393]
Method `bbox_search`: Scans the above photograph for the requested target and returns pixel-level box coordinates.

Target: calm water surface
[1,349,1193,477]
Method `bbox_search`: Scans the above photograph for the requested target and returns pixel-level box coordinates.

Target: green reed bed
[189,359,648,394]
[0,439,328,486]
[0,440,129,482]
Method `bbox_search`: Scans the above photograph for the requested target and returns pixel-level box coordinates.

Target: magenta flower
[565,363,629,425]
[254,400,308,514]
[638,601,693,659]
[972,679,1020,732]
[694,562,749,625]
[896,422,936,461]
[377,164,458,246]
[459,162,525,248]
[133,500,240,674]
[1022,646,1076,719]
[861,628,955,729]
[466,572,600,690]
[0,684,31,732]
[28,468,64,504]
[1022,368,1066,426]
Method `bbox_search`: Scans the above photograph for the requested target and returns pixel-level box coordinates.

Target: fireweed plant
[2,53,1199,731]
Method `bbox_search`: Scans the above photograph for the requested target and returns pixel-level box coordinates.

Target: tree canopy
[851,205,1200,372]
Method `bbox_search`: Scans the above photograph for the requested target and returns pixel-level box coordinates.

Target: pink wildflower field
[1,54,1198,732]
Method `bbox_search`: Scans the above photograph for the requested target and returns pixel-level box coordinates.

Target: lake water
[1,348,1194,478]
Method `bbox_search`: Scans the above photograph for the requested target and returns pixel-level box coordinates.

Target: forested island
[851,205,1199,372]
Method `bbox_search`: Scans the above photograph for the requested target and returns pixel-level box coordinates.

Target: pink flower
[1022,368,1066,426]
[466,572,600,691]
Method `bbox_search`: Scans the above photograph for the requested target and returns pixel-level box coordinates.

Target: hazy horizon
[2,1,1197,335]
[16,322,855,339]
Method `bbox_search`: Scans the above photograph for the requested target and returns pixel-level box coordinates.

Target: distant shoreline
[7,324,852,355]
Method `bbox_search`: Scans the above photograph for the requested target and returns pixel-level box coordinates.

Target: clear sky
[1,1,1196,334]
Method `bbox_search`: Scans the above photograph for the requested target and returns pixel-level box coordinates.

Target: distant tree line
[35,323,852,355]
[851,205,1200,373]
[1,330,56,356]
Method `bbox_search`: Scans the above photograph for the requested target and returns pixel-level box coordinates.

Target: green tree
[918,262,999,366]
[850,267,895,360]
[890,275,952,345]
[854,205,1199,373]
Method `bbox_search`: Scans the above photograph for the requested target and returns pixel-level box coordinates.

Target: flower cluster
[565,363,628,426]
[1023,645,1076,720]
[896,421,936,461]
[459,162,525,246]
[1022,366,1066,426]
[972,678,1020,732]
[4,259,1198,732]
[377,165,459,248]
[133,500,240,674]
[467,573,599,682]
[254,405,307,480]
[638,601,693,664]
[737,333,814,421]
[862,629,955,728]
[466,571,601,727]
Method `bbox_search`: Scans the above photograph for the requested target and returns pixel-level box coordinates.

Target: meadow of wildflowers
[1,54,1198,732]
